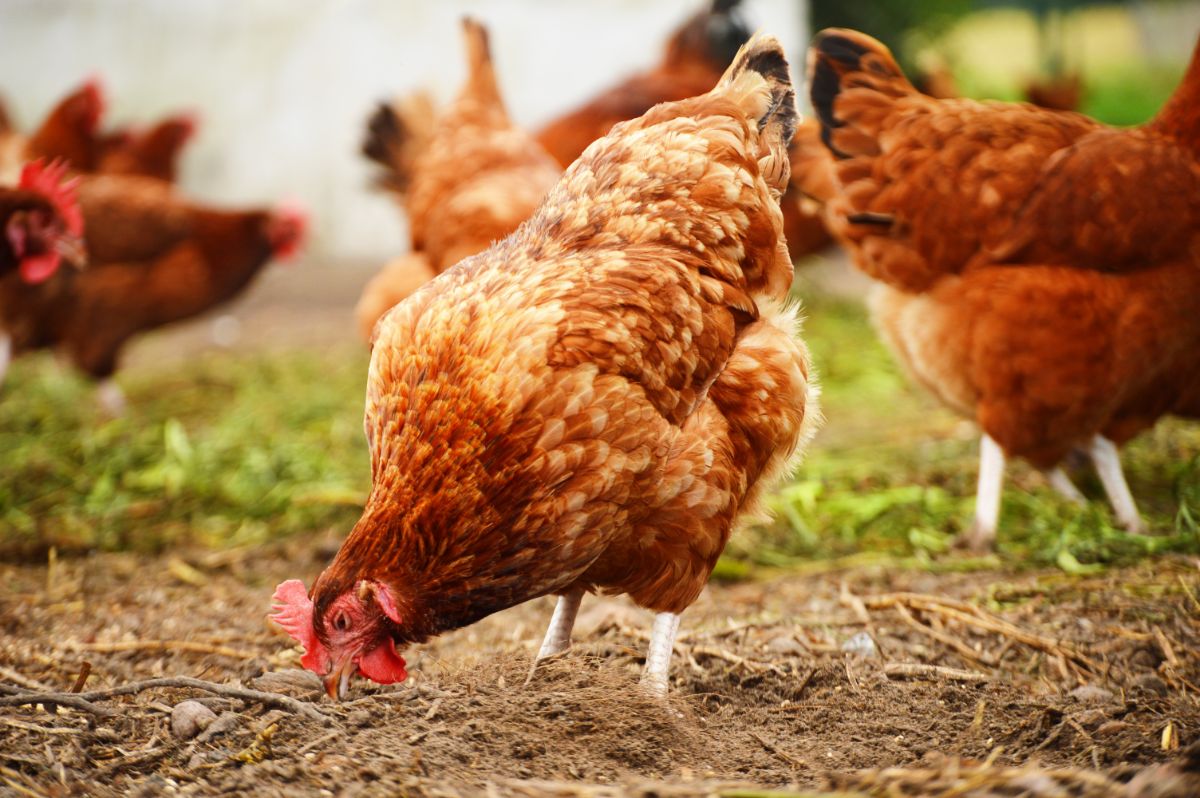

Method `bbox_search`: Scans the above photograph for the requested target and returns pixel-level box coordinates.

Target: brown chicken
[273,35,818,699]
[534,0,831,264]
[357,19,561,340]
[808,28,1200,550]
[96,112,197,182]
[0,174,304,411]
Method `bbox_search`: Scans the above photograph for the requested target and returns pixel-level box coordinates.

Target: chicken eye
[332,612,350,632]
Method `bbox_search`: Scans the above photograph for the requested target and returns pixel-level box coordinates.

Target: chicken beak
[54,234,87,269]
[323,656,355,701]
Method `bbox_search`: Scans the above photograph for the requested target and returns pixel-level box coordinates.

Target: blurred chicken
[0,174,304,412]
[96,112,197,182]
[0,161,85,286]
[273,35,818,700]
[535,0,831,264]
[0,80,108,183]
[353,252,435,343]
[1023,72,1083,112]
[357,19,561,340]
[808,29,1200,550]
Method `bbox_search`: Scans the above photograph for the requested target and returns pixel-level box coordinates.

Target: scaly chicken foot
[639,611,680,697]
[957,433,1006,553]
[1087,435,1146,534]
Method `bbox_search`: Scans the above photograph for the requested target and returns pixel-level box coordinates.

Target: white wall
[0,0,807,262]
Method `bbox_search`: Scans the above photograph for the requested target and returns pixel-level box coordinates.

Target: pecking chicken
[357,19,562,340]
[0,161,86,286]
[0,173,304,412]
[272,34,819,700]
[807,28,1200,550]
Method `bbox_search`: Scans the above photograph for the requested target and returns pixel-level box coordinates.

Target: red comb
[270,579,329,672]
[20,160,84,237]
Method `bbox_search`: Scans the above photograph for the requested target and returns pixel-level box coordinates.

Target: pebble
[1096,720,1131,737]
[170,700,216,740]
[1068,685,1114,704]
[766,635,805,655]
[841,631,877,658]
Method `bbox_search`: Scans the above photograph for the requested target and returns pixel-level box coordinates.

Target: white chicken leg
[535,589,583,660]
[959,434,1006,552]
[1045,467,1086,505]
[1087,435,1146,534]
[639,611,680,696]
[0,333,11,387]
[96,379,127,417]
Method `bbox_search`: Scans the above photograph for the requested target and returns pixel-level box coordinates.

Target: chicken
[534,0,831,264]
[96,112,197,182]
[807,28,1200,549]
[0,174,304,412]
[356,19,561,340]
[272,35,818,700]
[1023,72,1083,112]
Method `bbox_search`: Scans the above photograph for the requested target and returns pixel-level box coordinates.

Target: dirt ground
[2,535,1198,797]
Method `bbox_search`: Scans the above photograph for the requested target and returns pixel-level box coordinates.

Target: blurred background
[1,0,1197,569]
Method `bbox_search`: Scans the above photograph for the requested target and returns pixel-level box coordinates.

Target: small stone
[195,711,240,743]
[1069,685,1114,704]
[766,636,805,655]
[841,631,877,658]
[170,700,216,740]
[346,710,372,728]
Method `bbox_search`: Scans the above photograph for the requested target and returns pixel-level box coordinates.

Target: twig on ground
[0,684,115,716]
[863,593,1097,673]
[62,639,260,660]
[894,604,998,667]
[0,665,51,692]
[0,676,329,723]
[0,718,86,735]
[883,663,989,682]
[70,661,92,694]
[296,729,341,755]
[748,731,805,769]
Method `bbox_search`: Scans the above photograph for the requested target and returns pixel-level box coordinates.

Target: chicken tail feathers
[720,35,798,150]
[807,28,915,160]
[460,17,504,110]
[361,92,435,194]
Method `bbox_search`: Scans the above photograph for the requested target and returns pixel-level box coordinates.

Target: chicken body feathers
[317,36,817,639]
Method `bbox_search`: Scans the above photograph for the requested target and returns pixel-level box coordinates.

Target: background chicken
[356,19,562,340]
[94,112,197,182]
[0,161,85,286]
[1,80,106,180]
[273,34,818,700]
[0,173,305,412]
[807,28,1200,550]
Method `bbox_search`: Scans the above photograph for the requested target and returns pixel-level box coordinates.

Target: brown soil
[1,539,1198,797]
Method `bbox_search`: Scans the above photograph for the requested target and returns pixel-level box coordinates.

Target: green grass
[0,350,371,557]
[2,287,1197,572]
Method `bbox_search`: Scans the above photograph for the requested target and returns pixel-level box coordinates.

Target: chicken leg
[0,332,10,387]
[640,611,680,696]
[535,589,583,660]
[1087,435,1145,534]
[525,589,583,685]
[959,434,1005,552]
[1045,467,1086,504]
[96,379,127,417]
